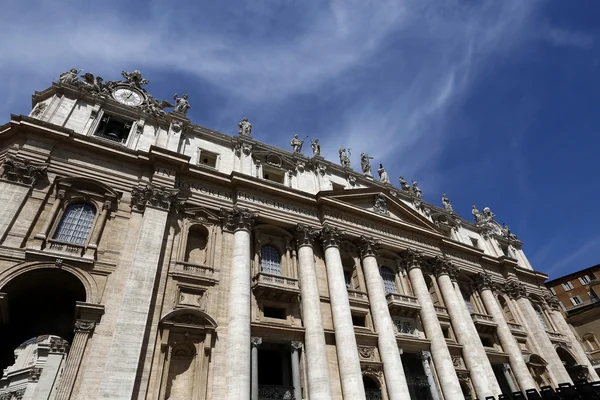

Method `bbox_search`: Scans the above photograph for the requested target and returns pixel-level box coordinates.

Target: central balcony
[386,293,421,317]
[258,385,295,399]
[546,330,568,344]
[252,272,300,302]
[471,312,497,334]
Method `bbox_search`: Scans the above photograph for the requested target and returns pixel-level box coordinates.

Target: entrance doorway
[363,375,383,400]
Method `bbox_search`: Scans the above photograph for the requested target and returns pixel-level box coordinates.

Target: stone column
[320,224,366,399]
[359,236,410,400]
[251,337,262,400]
[403,250,463,400]
[295,224,332,400]
[84,200,111,259]
[476,273,537,392]
[31,188,65,247]
[291,341,303,400]
[54,320,95,400]
[421,351,440,400]
[98,184,182,399]
[544,294,600,381]
[433,256,499,398]
[0,156,47,243]
[222,207,258,400]
[508,282,572,385]
[502,364,519,393]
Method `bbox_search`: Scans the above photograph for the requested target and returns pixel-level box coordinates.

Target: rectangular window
[263,306,286,319]
[344,270,352,289]
[197,149,218,168]
[94,114,132,144]
[570,296,583,306]
[441,327,450,339]
[331,182,345,191]
[470,238,479,248]
[580,275,591,285]
[549,287,556,295]
[352,314,366,327]
[263,168,285,184]
[562,281,574,291]
[589,291,599,302]
[480,336,494,347]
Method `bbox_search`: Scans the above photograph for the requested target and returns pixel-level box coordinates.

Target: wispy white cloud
[545,235,600,277]
[538,26,595,49]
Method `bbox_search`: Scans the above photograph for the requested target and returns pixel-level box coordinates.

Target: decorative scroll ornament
[401,248,424,271]
[431,255,458,280]
[452,356,466,369]
[131,184,182,212]
[219,206,258,232]
[320,224,344,248]
[31,102,47,118]
[359,235,381,258]
[295,224,319,247]
[544,293,562,310]
[50,338,69,354]
[74,320,96,333]
[503,280,527,299]
[475,271,494,291]
[373,193,389,216]
[358,346,376,360]
[1,156,47,185]
[0,388,25,400]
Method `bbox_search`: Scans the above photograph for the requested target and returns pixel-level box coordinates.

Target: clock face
[113,88,143,107]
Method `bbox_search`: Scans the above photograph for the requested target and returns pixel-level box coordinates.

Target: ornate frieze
[1,156,47,185]
[373,193,389,216]
[50,338,69,354]
[74,319,96,333]
[358,235,381,258]
[219,206,258,232]
[475,271,494,291]
[319,224,344,249]
[358,346,376,360]
[430,255,459,280]
[295,224,319,247]
[401,248,424,271]
[130,184,183,212]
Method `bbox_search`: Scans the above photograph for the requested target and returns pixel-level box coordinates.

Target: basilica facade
[0,69,596,400]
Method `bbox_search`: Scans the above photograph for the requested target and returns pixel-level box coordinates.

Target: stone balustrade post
[320,224,366,399]
[359,236,410,400]
[295,224,332,400]
[403,250,463,400]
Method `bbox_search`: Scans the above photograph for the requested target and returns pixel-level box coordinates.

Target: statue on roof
[238,118,252,136]
[80,72,106,94]
[339,147,351,168]
[121,70,149,88]
[360,152,373,176]
[501,223,518,240]
[472,205,481,223]
[291,134,303,153]
[378,164,390,184]
[173,94,191,115]
[398,176,410,191]
[311,139,321,157]
[411,181,422,199]
[442,193,453,212]
[58,68,80,85]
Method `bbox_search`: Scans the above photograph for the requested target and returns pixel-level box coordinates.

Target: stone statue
[482,207,495,221]
[411,181,422,199]
[501,223,518,240]
[339,147,351,168]
[398,176,410,191]
[238,117,252,136]
[173,94,191,115]
[58,68,80,85]
[311,139,321,156]
[360,152,373,176]
[378,164,390,184]
[80,72,105,94]
[373,193,389,215]
[472,205,481,223]
[121,70,149,88]
[290,134,303,153]
[442,193,453,212]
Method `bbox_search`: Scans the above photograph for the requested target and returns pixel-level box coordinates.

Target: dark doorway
[363,375,383,400]
[402,352,434,400]
[257,343,294,399]
[492,364,515,399]
[0,268,86,372]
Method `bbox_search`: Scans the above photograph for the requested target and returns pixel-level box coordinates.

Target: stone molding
[401,248,425,271]
[358,346,376,360]
[219,206,258,232]
[50,337,70,354]
[130,183,182,212]
[430,255,459,281]
[358,235,381,258]
[28,367,42,382]
[295,224,319,247]
[319,224,344,249]
[0,388,25,400]
[251,337,263,347]
[75,319,96,333]
[1,155,48,185]
[475,271,494,291]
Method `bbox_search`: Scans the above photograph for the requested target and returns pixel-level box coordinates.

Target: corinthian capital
[320,224,344,248]
[75,319,96,333]
[475,271,494,291]
[431,255,459,280]
[295,224,319,247]
[543,293,561,310]
[50,338,70,354]
[220,206,258,232]
[1,155,47,185]
[131,183,182,212]
[503,280,527,299]
[401,248,424,271]
[359,235,381,258]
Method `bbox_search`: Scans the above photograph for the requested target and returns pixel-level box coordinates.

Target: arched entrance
[0,268,86,372]
[556,346,588,382]
[363,375,383,400]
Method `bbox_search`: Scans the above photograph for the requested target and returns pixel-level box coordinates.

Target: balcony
[434,305,451,322]
[258,385,295,399]
[386,293,421,317]
[170,261,218,285]
[507,322,528,338]
[252,272,300,302]
[546,330,568,344]
[471,312,497,334]
[347,289,370,308]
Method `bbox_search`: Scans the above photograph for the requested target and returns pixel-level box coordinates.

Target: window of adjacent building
[549,287,556,295]
[94,114,132,144]
[197,149,218,168]
[590,291,599,302]
[262,167,285,184]
[52,203,96,245]
[562,281,574,291]
[580,275,591,285]
[584,334,600,351]
[380,266,398,294]
[570,296,583,306]
[352,314,366,327]
[470,238,479,249]
[260,245,282,275]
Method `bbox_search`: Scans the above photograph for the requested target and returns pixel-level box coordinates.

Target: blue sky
[1,0,599,279]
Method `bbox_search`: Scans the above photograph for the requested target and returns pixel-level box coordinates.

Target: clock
[112,87,143,107]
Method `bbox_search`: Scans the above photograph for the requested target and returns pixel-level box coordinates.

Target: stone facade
[0,69,593,400]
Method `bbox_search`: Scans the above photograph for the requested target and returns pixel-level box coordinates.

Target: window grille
[380,266,398,294]
[53,203,96,245]
[260,245,282,275]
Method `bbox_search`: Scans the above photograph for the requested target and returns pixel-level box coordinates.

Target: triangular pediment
[319,188,441,233]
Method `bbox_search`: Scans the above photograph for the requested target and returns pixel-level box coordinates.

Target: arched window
[381,266,398,294]
[498,295,516,323]
[53,203,96,245]
[534,305,549,331]
[260,245,282,275]
[460,286,475,313]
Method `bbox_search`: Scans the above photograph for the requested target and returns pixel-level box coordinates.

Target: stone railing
[471,313,495,324]
[507,322,527,336]
[347,289,369,301]
[258,385,295,399]
[47,240,85,257]
[434,305,448,315]
[386,293,419,305]
[253,272,299,290]
[386,293,421,315]
[173,262,215,279]
[546,331,567,342]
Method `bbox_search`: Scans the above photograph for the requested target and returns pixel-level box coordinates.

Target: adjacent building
[0,68,596,400]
